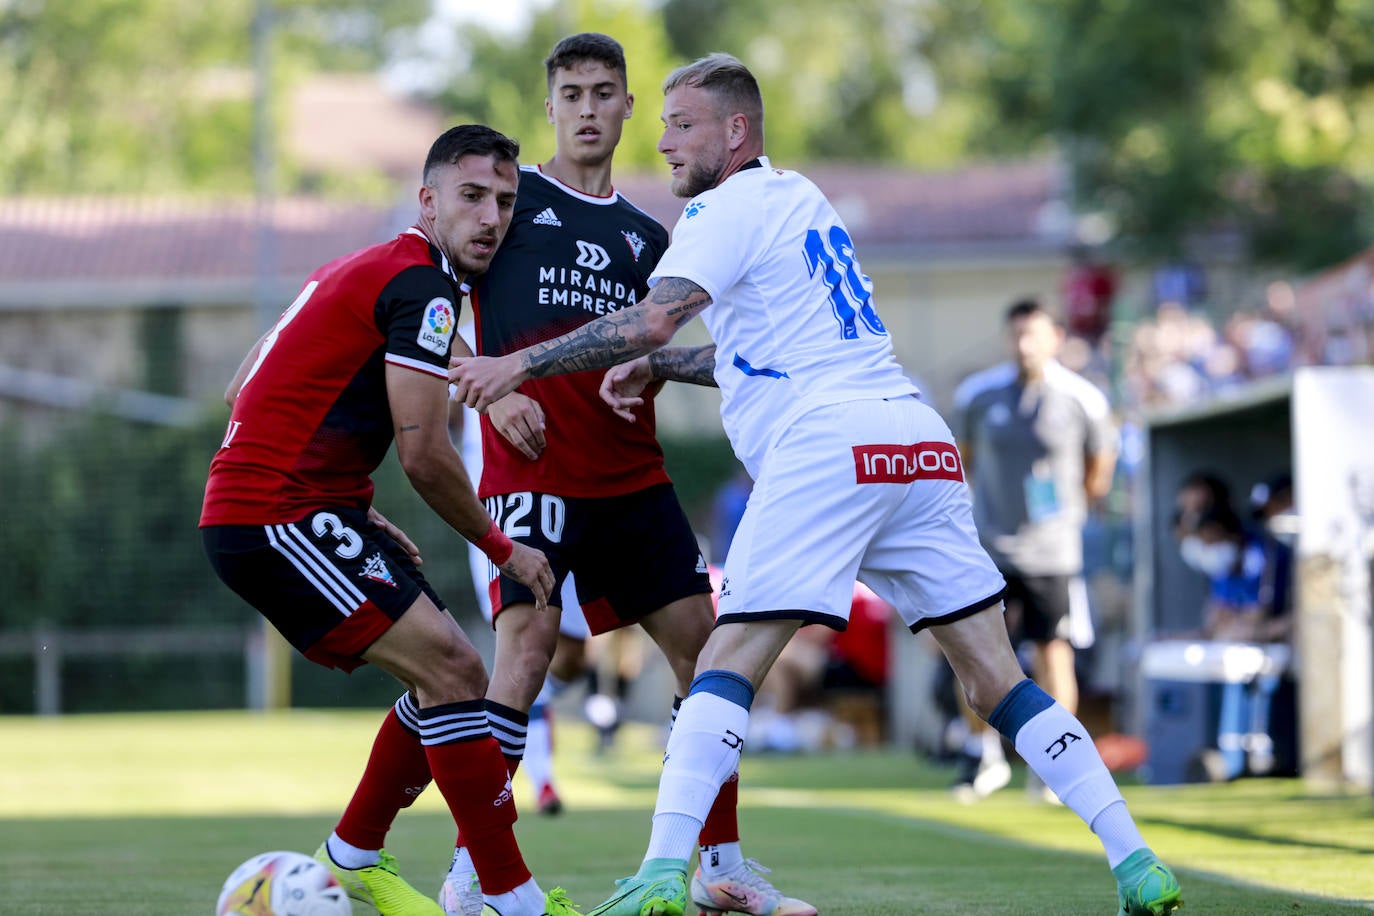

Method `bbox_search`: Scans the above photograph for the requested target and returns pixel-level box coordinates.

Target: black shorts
[202,507,443,672]
[1002,572,1073,643]
[482,482,711,634]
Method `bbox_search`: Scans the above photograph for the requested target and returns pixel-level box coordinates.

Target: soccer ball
[216,850,351,916]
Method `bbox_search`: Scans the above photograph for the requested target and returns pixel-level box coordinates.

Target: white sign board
[1293,366,1374,788]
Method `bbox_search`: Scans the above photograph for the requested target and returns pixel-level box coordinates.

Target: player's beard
[671,153,728,198]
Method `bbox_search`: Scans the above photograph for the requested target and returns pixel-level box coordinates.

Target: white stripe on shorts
[264,523,365,616]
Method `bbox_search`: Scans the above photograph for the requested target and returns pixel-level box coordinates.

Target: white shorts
[716,397,1006,632]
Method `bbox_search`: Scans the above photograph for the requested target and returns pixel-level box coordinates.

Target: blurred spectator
[1171,471,1232,542]
[1062,245,1118,345]
[1172,478,1294,780]
[1152,261,1207,309]
[709,466,753,565]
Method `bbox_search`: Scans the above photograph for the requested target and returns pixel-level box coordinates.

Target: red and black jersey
[468,166,672,499]
[200,228,461,526]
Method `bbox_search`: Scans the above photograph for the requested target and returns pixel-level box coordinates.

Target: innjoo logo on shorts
[853,441,964,483]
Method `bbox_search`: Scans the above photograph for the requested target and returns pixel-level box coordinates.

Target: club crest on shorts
[418,297,456,355]
[360,552,397,587]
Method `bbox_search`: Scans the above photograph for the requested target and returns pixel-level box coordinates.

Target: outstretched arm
[449,277,712,411]
[600,344,718,423]
[649,344,718,386]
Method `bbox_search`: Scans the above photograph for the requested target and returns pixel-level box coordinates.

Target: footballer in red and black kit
[200,228,466,668]
[466,165,710,631]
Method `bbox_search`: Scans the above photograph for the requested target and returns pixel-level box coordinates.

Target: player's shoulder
[954,362,1017,409]
[314,229,446,291]
[612,188,669,241]
[1045,360,1110,416]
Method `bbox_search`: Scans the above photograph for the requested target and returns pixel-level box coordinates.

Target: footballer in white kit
[448,51,1181,916]
[650,158,1006,630]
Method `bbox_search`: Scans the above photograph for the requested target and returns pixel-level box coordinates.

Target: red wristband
[474,519,513,566]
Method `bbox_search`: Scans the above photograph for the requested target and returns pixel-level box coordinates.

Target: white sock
[699,841,744,877]
[447,845,473,878]
[1091,800,1148,868]
[1011,704,1126,833]
[325,832,379,870]
[646,691,749,862]
[523,714,554,791]
[980,728,1006,765]
[485,877,544,915]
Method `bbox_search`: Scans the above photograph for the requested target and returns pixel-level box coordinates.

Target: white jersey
[650,158,917,477]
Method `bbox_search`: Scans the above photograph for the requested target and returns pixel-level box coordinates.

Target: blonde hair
[662,53,763,131]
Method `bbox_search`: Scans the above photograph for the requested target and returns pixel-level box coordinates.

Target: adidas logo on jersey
[532,207,562,227]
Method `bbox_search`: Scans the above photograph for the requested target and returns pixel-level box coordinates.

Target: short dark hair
[1196,502,1245,538]
[544,32,627,92]
[1004,297,1052,325]
[1180,471,1232,506]
[423,124,520,186]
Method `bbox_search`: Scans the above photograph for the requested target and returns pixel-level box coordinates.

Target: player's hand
[498,541,555,612]
[600,356,654,423]
[367,506,422,566]
[448,354,526,412]
[486,392,546,460]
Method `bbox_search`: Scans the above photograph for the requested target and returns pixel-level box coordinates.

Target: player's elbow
[397,442,450,491]
[642,308,679,349]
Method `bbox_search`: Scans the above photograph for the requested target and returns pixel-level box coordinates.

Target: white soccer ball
[216,850,351,916]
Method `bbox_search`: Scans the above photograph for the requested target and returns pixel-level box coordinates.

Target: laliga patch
[360,552,398,587]
[418,297,456,356]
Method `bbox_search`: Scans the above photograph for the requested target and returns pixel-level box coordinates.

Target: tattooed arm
[599,343,718,423]
[448,277,713,411]
[648,345,718,386]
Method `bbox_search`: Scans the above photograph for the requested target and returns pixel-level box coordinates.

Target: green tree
[662,0,952,166]
[437,0,975,171]
[0,0,426,194]
[433,0,679,171]
[918,0,1374,268]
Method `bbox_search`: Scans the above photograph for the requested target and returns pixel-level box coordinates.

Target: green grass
[2,711,1372,914]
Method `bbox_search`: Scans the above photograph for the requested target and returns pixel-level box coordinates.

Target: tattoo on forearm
[649,345,718,386]
[654,278,711,329]
[519,278,712,379]
[522,309,645,378]
[399,424,421,432]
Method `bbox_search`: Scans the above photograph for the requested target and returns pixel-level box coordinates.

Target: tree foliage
[433,0,679,171]
[434,0,964,170]
[918,0,1374,267]
[0,0,427,194]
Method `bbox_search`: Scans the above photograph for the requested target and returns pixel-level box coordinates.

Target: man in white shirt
[449,53,1182,916]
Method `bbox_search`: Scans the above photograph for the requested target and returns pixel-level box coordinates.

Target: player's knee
[506,632,557,679]
[413,637,488,702]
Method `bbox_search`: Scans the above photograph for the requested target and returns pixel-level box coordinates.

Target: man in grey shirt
[950,297,1118,800]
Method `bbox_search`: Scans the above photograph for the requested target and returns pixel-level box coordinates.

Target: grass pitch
[3,710,1372,914]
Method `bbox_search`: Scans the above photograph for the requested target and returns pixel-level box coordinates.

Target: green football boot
[1114,848,1183,916]
[314,841,444,915]
[586,859,687,916]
